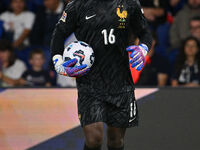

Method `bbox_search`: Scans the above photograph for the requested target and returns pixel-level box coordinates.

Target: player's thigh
[106,91,138,128]
[78,92,106,127]
[83,122,104,146]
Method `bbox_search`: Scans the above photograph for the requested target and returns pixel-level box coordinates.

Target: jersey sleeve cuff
[52,54,63,66]
[139,44,149,52]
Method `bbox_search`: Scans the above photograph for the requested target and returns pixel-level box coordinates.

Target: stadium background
[0,0,200,150]
[0,0,199,87]
[0,88,200,150]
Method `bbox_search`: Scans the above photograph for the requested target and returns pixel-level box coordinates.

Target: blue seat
[0,20,4,38]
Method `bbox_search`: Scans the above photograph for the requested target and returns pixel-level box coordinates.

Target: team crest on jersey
[116,5,127,29]
[60,11,67,22]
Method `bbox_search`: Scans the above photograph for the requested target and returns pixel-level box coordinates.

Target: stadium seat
[0,20,3,38]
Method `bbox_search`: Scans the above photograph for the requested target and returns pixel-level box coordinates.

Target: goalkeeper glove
[126,44,148,71]
[53,55,90,77]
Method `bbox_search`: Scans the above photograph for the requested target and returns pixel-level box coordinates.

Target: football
[63,41,95,68]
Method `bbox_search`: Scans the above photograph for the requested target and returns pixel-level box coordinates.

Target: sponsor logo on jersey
[116,5,127,29]
[85,14,96,20]
[60,11,67,22]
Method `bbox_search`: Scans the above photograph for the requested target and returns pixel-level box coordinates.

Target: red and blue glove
[53,55,90,77]
[126,44,148,71]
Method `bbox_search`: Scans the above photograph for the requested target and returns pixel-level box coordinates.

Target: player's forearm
[51,1,76,57]
[132,0,153,50]
[50,26,66,57]
[138,28,153,50]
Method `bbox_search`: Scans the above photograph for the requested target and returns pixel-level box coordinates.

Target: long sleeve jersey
[51,0,152,95]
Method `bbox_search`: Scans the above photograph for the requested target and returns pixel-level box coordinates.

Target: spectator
[172,37,200,87]
[30,0,64,47]
[170,0,200,48]
[140,0,168,28]
[140,0,170,57]
[19,49,51,87]
[168,0,186,16]
[133,35,170,86]
[0,39,26,87]
[0,0,35,49]
[190,16,200,42]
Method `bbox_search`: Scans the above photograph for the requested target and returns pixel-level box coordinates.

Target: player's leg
[83,122,104,150]
[78,93,106,150]
[107,127,126,150]
[105,91,138,150]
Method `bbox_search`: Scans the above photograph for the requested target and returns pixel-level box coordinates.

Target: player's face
[30,54,45,68]
[184,40,199,57]
[11,0,25,14]
[0,50,10,63]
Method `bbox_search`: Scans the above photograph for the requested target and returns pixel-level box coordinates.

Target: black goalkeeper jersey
[51,0,152,94]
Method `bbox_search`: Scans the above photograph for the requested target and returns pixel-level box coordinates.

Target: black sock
[107,146,124,150]
[84,144,101,150]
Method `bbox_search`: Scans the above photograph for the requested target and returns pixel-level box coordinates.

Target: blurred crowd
[0,0,199,87]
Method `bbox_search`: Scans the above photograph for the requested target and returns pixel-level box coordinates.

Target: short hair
[190,16,200,22]
[29,49,45,59]
[0,39,13,52]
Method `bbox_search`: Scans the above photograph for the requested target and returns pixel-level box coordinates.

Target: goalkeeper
[51,0,152,150]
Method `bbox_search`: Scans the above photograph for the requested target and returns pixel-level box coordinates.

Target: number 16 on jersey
[101,29,116,45]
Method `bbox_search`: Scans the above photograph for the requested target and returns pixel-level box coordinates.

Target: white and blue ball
[63,41,95,68]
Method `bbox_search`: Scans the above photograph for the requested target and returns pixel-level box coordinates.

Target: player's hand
[53,55,90,77]
[126,44,148,71]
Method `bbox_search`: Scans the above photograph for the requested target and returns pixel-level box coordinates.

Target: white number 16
[101,29,116,45]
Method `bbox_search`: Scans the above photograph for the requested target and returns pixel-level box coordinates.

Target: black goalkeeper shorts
[77,91,138,128]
